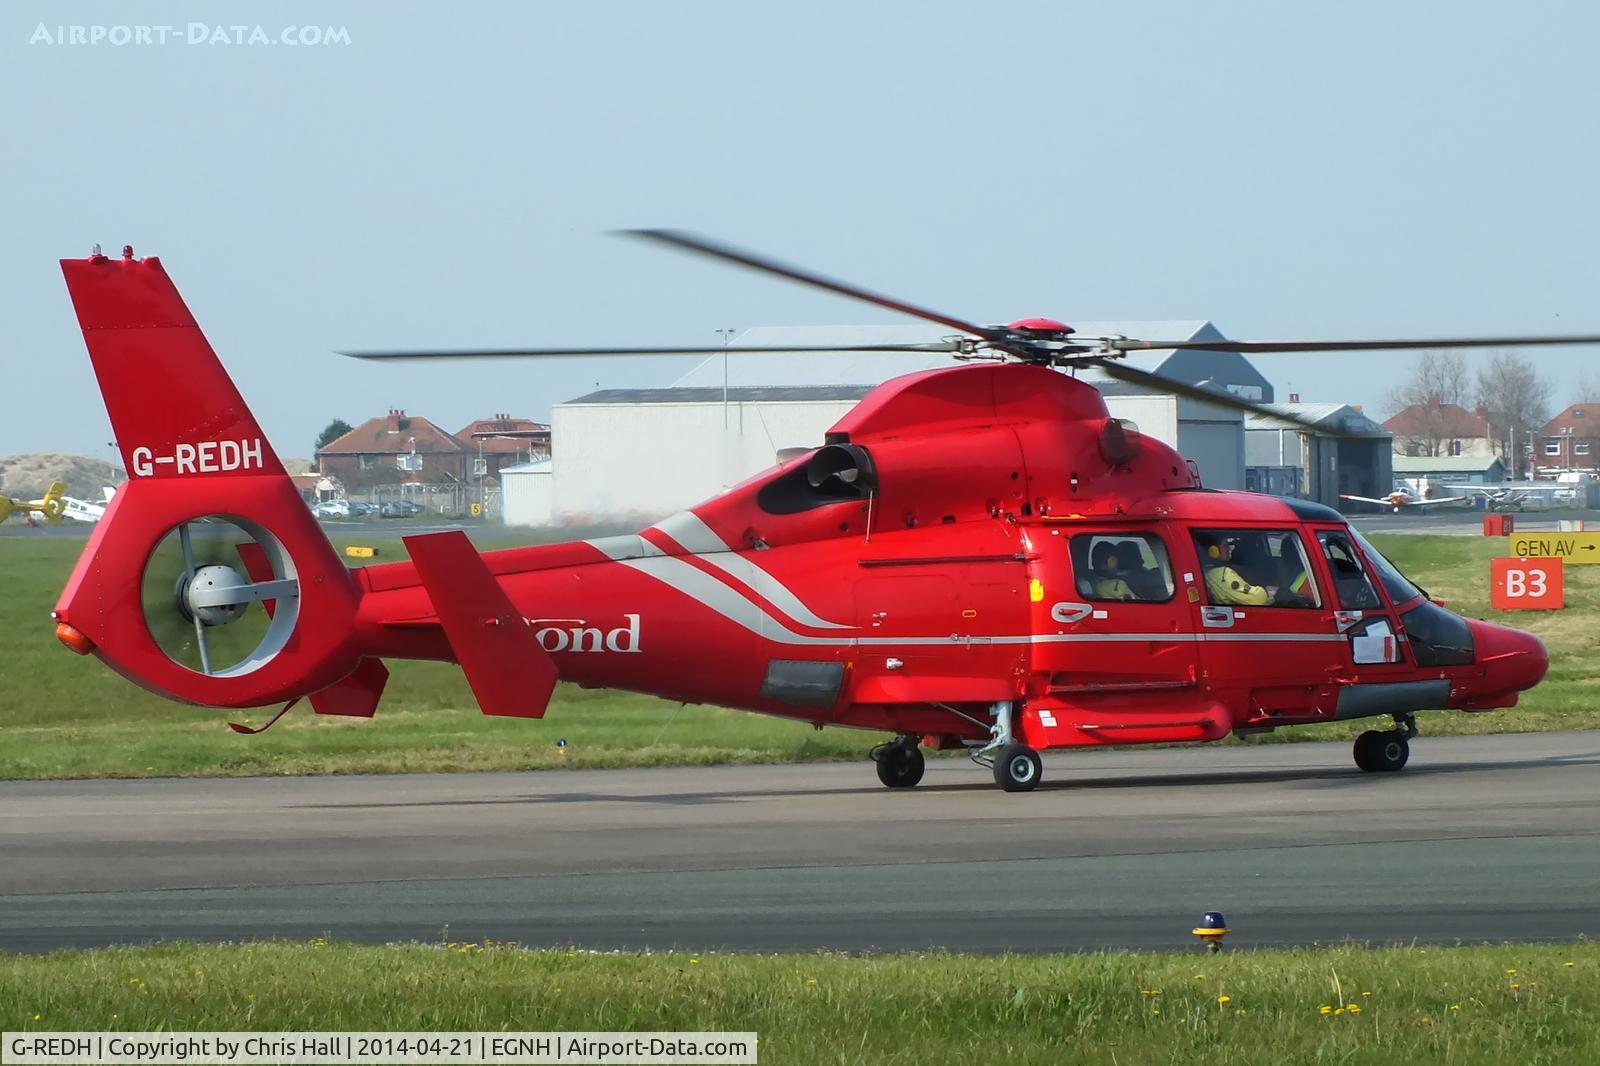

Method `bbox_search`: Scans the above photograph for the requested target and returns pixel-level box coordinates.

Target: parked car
[379,500,425,518]
[349,501,379,517]
[311,499,351,518]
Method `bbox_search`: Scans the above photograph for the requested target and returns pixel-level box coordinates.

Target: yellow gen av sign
[1507,532,1600,563]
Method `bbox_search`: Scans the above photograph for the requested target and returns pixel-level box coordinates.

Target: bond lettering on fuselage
[527,614,641,653]
[130,438,264,477]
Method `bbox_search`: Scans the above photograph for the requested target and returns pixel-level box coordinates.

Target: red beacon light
[1007,317,1075,336]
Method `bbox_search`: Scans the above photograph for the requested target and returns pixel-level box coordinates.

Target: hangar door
[1178,422,1245,490]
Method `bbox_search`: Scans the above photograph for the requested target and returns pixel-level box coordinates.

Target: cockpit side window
[1316,530,1383,610]
[1349,529,1424,606]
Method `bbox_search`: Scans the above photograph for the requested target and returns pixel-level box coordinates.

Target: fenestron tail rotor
[140,517,301,676]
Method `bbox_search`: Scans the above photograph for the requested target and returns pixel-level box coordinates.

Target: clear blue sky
[5,1,1599,461]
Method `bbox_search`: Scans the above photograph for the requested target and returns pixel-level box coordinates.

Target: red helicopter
[52,236,1586,791]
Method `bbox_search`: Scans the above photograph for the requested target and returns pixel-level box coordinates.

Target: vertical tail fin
[61,248,285,481]
[54,248,366,709]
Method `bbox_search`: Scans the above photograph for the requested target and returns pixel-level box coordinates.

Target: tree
[1576,369,1600,405]
[314,419,352,454]
[1476,352,1550,479]
[1386,351,1472,456]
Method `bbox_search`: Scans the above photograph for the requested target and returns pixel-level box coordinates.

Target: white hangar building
[503,322,1270,527]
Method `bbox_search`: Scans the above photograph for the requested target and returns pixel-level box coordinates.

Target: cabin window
[1577,442,1591,456]
[1191,529,1321,608]
[1069,533,1175,603]
[1545,441,1562,456]
[1448,439,1463,456]
[1316,531,1383,610]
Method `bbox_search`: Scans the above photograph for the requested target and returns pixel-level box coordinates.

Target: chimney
[1288,392,1300,404]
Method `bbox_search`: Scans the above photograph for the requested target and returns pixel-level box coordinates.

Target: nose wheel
[872,737,925,789]
[992,744,1043,792]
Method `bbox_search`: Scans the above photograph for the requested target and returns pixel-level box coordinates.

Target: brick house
[315,409,469,490]
[454,414,552,481]
[1384,399,1497,459]
[1537,403,1600,474]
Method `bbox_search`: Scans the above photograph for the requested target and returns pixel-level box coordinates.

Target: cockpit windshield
[1349,528,1423,605]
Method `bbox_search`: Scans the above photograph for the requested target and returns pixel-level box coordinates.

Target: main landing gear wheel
[1353,729,1410,773]
[873,738,925,789]
[993,743,1043,792]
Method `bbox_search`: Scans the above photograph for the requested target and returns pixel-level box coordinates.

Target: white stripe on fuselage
[589,513,855,631]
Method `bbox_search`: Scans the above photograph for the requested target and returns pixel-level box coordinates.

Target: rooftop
[318,410,466,455]
[1392,454,1505,474]
[565,385,875,405]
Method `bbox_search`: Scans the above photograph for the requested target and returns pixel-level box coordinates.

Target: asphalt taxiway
[3,731,1598,953]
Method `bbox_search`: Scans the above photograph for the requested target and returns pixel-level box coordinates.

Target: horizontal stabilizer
[404,531,558,718]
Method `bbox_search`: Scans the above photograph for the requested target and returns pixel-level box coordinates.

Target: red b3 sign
[1491,557,1564,610]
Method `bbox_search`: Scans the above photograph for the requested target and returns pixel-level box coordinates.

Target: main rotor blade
[1102,334,1600,355]
[623,229,1003,341]
[1086,359,1360,437]
[342,342,962,361]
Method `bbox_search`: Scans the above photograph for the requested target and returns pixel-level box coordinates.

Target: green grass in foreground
[4,942,1599,1064]
[0,532,1595,779]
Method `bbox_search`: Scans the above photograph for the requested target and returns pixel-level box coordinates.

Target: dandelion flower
[1193,974,1206,980]
[690,958,700,965]
[1320,1006,1333,1016]
[1511,983,1521,990]
[1217,995,1231,1005]
[1348,1004,1362,1014]
[1506,968,1517,974]
[32,1014,40,1021]
[1421,1016,1432,1025]
[1566,962,1576,968]
[1361,991,1371,998]
[1450,1004,1461,1011]
[805,979,817,987]
[1335,1008,1345,1016]
[246,994,255,1001]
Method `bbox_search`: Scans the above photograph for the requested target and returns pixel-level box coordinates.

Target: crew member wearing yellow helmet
[1088,541,1137,601]
[1200,535,1274,606]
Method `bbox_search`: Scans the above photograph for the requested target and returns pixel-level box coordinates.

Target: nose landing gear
[970,700,1043,792]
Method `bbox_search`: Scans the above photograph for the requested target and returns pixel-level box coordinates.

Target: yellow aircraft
[0,482,67,524]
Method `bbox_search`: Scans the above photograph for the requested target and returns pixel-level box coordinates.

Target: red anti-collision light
[55,621,95,656]
[1007,317,1075,334]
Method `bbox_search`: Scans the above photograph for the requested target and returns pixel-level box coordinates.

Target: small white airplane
[1473,487,1529,512]
[58,487,115,523]
[1340,480,1469,513]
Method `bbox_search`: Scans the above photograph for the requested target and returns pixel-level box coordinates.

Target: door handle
[1201,606,1234,629]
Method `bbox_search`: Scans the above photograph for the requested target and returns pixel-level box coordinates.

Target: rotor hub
[179,564,250,627]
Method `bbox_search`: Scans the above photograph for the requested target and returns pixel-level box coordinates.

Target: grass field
[0,530,1596,780]
[4,941,1598,1064]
